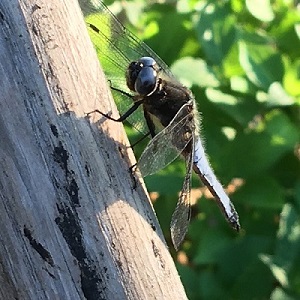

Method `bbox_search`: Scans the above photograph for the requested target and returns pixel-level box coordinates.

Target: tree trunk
[0,0,187,299]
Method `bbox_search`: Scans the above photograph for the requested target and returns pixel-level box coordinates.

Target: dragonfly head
[126,57,160,96]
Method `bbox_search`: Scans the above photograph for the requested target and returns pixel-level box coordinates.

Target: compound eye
[126,61,141,92]
[125,57,159,94]
[139,57,156,67]
[134,67,157,95]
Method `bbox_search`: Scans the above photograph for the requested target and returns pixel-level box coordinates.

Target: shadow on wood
[0,0,187,299]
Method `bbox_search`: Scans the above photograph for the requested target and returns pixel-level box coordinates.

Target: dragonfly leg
[143,110,156,138]
[86,99,144,122]
[110,84,135,99]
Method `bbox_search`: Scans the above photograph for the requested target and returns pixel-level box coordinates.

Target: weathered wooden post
[0,0,187,298]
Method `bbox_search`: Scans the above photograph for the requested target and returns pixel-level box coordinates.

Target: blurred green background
[88,0,300,299]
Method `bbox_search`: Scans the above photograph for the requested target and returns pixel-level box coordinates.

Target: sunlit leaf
[270,287,295,300]
[260,254,289,287]
[171,57,220,88]
[246,0,275,22]
[267,82,295,106]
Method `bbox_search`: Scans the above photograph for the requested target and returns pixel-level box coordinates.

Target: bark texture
[0,0,187,299]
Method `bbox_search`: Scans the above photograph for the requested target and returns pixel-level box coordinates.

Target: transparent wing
[170,138,194,250]
[80,0,178,134]
[193,138,240,231]
[138,103,195,177]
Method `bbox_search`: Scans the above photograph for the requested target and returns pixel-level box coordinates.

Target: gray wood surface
[0,0,187,299]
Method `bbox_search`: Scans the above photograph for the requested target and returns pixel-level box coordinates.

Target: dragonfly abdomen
[193,138,240,231]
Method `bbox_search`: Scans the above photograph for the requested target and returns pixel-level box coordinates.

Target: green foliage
[94,0,300,298]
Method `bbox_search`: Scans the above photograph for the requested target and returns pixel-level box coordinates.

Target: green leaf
[295,181,300,211]
[267,82,295,106]
[238,33,284,89]
[176,265,200,300]
[230,76,256,94]
[223,43,245,78]
[270,287,295,300]
[245,0,275,22]
[232,255,274,299]
[260,254,289,287]
[197,271,224,299]
[196,2,236,65]
[217,236,272,284]
[270,8,300,60]
[264,110,299,149]
[171,57,220,88]
[284,59,300,98]
[260,203,300,291]
[234,175,284,209]
[274,204,300,271]
[144,8,192,65]
[223,110,299,178]
[205,88,260,127]
[193,230,232,264]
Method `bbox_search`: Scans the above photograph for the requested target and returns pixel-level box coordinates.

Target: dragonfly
[81,0,240,250]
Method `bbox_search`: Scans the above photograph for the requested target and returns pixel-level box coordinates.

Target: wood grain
[0,0,187,299]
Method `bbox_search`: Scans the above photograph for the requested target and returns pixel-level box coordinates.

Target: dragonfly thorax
[126,57,160,96]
